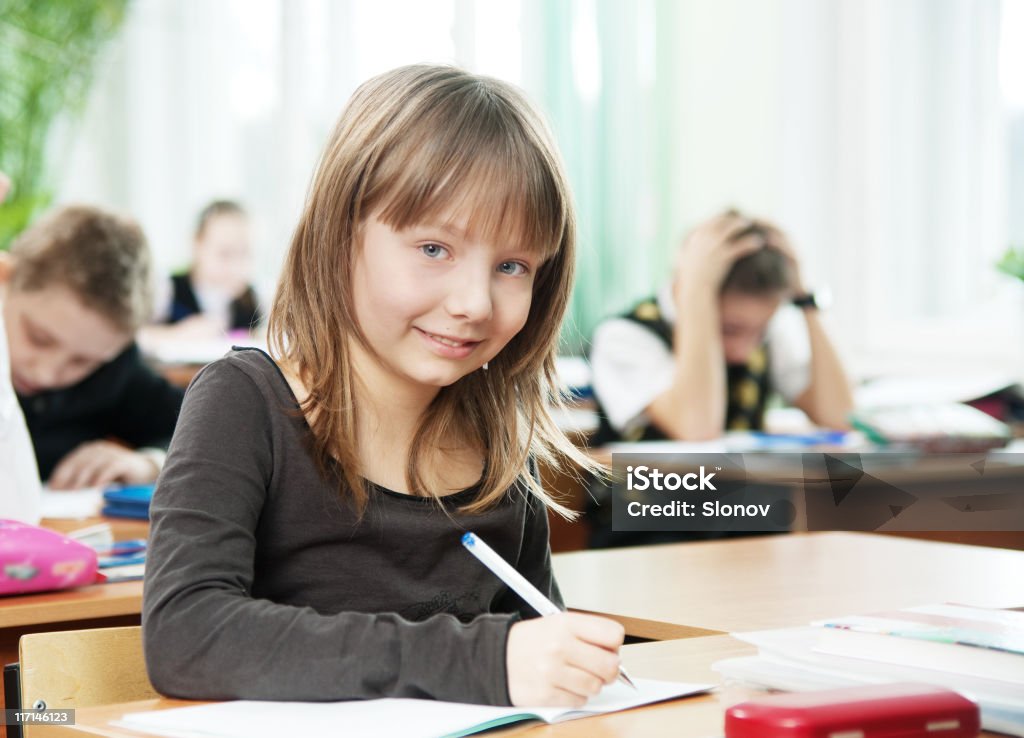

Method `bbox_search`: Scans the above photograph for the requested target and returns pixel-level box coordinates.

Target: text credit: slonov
[625,465,772,518]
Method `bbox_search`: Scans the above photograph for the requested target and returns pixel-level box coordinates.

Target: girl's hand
[48,441,160,490]
[506,612,625,707]
[674,212,765,306]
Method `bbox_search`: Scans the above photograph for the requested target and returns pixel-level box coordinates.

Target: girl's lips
[414,328,482,359]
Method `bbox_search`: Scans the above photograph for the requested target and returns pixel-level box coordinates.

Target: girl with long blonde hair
[143,64,622,708]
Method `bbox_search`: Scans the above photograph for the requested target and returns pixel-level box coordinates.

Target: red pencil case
[725,683,980,738]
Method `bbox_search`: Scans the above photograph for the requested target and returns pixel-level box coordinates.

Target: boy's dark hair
[721,215,793,296]
[195,200,246,238]
[9,205,151,333]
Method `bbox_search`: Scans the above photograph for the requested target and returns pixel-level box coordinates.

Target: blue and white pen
[461,531,637,690]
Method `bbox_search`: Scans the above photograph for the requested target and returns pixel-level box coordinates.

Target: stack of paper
[115,678,712,738]
[39,487,103,519]
[139,336,264,366]
[713,604,1024,736]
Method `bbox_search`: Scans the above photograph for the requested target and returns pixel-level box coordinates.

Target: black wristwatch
[791,292,820,311]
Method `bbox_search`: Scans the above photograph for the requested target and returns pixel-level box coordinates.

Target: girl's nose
[444,270,493,322]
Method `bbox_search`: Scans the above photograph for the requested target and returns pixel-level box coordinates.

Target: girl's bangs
[371,118,566,262]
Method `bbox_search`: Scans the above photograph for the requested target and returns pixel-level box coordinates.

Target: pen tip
[461,532,475,546]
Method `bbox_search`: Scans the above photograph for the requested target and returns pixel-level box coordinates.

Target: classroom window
[53,0,1023,376]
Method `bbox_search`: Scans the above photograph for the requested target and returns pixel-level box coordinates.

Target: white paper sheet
[115,678,713,738]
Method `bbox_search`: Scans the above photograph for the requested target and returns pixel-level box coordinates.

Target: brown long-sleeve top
[142,348,561,706]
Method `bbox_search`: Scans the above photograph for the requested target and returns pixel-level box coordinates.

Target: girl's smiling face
[350,212,538,395]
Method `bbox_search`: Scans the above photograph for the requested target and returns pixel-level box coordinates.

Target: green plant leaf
[0,0,130,249]
[997,245,1024,282]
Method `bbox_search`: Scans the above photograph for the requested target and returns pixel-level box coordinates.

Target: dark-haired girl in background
[146,200,261,341]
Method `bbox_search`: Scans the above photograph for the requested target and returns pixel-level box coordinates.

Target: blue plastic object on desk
[98,551,147,568]
[101,484,155,520]
[96,539,147,555]
[747,430,848,448]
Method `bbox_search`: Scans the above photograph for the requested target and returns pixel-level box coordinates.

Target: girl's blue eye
[420,243,448,259]
[498,261,528,276]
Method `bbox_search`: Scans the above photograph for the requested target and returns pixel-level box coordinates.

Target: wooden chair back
[19,625,158,715]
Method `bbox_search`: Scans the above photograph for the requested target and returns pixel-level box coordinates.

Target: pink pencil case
[0,520,98,596]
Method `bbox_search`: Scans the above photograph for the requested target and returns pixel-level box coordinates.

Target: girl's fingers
[565,638,622,686]
[553,663,607,703]
[566,613,626,650]
[548,686,591,709]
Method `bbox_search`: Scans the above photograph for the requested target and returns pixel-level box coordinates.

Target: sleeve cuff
[496,612,520,706]
[138,447,168,475]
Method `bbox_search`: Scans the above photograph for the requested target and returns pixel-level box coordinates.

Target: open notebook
[115,678,712,738]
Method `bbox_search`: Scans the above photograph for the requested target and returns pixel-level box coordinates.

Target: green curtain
[524,0,685,354]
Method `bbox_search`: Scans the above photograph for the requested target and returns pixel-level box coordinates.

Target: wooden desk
[14,531,1024,734]
[30,635,1008,738]
[40,518,148,544]
[553,531,1024,638]
[0,582,143,635]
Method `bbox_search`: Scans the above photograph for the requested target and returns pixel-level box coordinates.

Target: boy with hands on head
[592,208,853,445]
[587,209,853,548]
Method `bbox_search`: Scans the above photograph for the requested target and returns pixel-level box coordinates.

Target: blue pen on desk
[461,531,637,690]
[749,430,848,447]
[98,551,147,569]
[95,539,148,556]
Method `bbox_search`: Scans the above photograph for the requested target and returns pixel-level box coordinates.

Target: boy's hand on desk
[48,441,160,490]
[506,612,625,708]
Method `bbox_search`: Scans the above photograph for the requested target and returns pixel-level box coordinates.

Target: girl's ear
[0,251,14,286]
